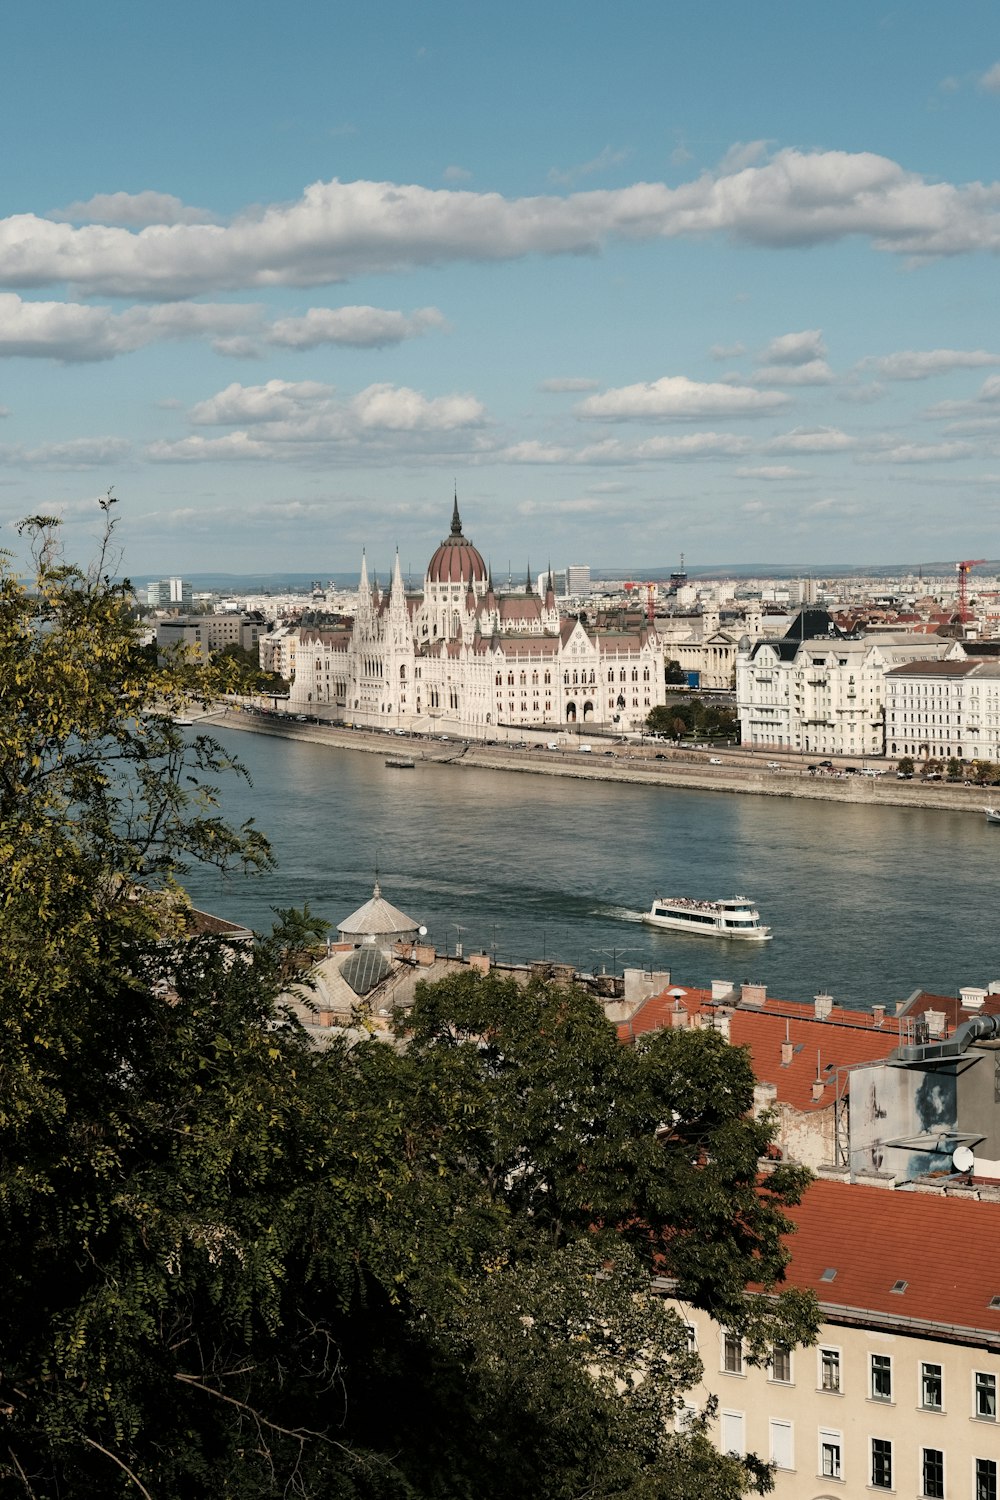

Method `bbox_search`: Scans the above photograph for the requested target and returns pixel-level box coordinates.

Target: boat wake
[595,905,647,924]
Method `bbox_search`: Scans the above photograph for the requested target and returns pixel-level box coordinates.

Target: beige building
[736,610,964,755]
[671,1177,1000,1500]
[885,658,1000,763]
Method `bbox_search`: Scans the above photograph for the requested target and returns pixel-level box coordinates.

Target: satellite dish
[953,1145,975,1174]
[418,926,428,937]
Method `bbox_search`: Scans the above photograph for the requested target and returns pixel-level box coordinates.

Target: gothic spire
[450,485,463,538]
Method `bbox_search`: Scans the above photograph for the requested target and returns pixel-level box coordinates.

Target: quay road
[203,705,990,817]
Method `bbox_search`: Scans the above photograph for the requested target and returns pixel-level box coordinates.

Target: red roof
[781,1178,1000,1339]
[622,987,902,1111]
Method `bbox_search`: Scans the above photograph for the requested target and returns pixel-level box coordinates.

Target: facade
[885,658,1000,762]
[736,611,964,755]
[156,613,266,659]
[673,1179,1000,1500]
[271,498,666,736]
[146,577,192,611]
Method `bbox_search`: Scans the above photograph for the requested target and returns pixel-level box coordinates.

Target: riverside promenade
[203,706,990,817]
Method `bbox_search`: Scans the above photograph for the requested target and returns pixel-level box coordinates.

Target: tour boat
[642,895,772,941]
[384,756,415,769]
[985,807,1000,825]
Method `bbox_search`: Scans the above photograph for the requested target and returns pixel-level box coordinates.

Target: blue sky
[4,0,1000,575]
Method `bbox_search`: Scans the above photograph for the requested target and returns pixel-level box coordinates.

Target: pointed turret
[525,561,533,595]
[545,561,556,609]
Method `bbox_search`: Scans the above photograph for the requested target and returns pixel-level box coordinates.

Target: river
[179,727,1000,1013]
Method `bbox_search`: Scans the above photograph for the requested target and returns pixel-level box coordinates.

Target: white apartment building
[673,1178,1000,1500]
[886,659,1000,762]
[736,611,963,755]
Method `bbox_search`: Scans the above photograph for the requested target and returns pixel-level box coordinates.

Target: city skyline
[4,1,1000,572]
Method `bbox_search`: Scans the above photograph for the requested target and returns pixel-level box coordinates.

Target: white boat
[642,894,772,941]
[986,807,1000,825]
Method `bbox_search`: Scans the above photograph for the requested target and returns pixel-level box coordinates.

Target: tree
[665,658,687,685]
[896,756,915,777]
[216,640,289,695]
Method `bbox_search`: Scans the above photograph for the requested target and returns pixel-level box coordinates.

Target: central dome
[426,495,487,586]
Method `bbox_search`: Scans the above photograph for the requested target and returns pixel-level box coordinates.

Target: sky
[5,0,1000,577]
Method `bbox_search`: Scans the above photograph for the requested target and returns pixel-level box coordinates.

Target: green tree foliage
[0,508,818,1498]
[647,698,739,741]
[215,640,289,695]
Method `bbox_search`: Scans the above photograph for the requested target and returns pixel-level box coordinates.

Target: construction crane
[622,580,658,623]
[957,559,986,622]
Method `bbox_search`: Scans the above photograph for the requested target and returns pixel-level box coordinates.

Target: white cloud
[443,165,472,183]
[548,146,629,187]
[177,379,488,464]
[0,293,447,362]
[837,382,885,404]
[493,432,753,464]
[10,146,1000,300]
[760,329,826,365]
[857,441,976,464]
[0,436,131,468]
[50,191,218,226]
[264,304,446,349]
[734,465,810,479]
[708,342,745,360]
[980,62,1000,92]
[146,432,276,463]
[751,359,835,386]
[538,377,599,393]
[0,293,256,361]
[860,348,1000,380]
[764,426,857,453]
[577,375,788,422]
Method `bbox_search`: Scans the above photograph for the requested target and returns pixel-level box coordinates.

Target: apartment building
[672,1178,1000,1500]
[736,610,964,755]
[885,659,1000,762]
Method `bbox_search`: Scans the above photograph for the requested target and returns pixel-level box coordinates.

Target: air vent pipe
[895,1012,1000,1064]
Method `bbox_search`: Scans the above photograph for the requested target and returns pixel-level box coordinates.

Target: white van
[546,741,559,751]
[578,743,592,753]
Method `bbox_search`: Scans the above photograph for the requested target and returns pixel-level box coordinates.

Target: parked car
[708,756,723,765]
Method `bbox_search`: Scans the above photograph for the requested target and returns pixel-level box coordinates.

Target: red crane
[957,559,986,622]
[622,580,658,622]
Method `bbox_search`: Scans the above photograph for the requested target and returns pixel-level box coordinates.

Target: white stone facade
[736,615,964,756]
[265,499,666,736]
[885,658,1000,762]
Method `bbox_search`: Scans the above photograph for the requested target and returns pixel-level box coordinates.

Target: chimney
[713,1011,731,1042]
[960,987,987,1013]
[781,1039,794,1066]
[711,979,735,1002]
[872,1004,886,1027]
[988,980,1000,996]
[814,993,834,1020]
[740,982,767,1007]
[924,1008,946,1038]
[753,1081,778,1118]
[671,1000,687,1028]
[811,1078,825,1103]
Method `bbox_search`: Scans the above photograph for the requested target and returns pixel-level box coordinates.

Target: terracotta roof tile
[781,1178,1000,1338]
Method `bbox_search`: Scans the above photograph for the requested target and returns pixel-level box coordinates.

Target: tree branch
[80,1437,155,1500]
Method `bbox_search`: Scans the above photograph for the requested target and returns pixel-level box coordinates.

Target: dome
[426,495,487,586]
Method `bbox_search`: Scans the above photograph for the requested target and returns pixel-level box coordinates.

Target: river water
[179,727,1000,1013]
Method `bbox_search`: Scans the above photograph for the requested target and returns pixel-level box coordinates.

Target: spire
[525,561,533,595]
[545,560,555,606]
[450,485,463,538]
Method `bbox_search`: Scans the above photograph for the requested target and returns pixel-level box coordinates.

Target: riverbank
[202,707,992,816]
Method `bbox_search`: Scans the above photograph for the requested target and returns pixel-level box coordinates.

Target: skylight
[820,1268,837,1282]
[890,1280,908,1294]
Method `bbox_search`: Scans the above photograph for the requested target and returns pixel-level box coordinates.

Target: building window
[722,1332,742,1375]
[921,1448,944,1499]
[820,1347,841,1392]
[770,1346,792,1384]
[977,1458,998,1500]
[719,1410,744,1457]
[920,1362,943,1411]
[819,1430,841,1480]
[871,1353,892,1402]
[871,1438,892,1490]
[976,1371,997,1419]
[768,1418,793,1471]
